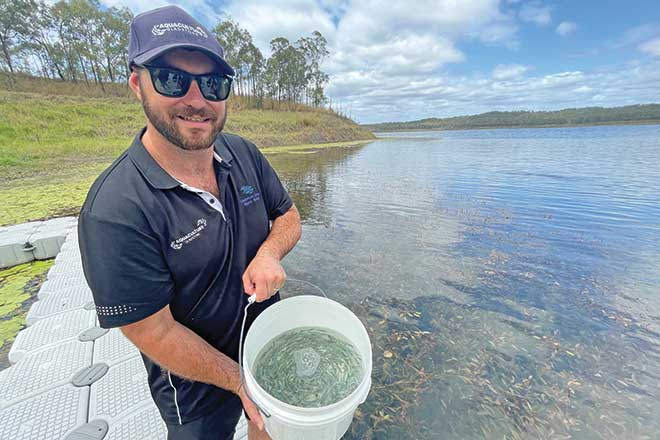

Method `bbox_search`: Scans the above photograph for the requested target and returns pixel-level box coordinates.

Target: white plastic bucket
[243,295,372,440]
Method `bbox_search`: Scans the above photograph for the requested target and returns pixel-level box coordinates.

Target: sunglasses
[139,64,233,101]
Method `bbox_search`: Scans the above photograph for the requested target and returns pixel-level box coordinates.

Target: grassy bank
[0,86,374,226]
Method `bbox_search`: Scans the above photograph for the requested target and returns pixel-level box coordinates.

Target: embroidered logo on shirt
[170,218,207,250]
[239,185,261,207]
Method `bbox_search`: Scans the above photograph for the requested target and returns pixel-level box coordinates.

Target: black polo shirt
[78,128,293,425]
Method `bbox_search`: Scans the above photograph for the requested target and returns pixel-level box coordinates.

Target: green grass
[226,110,374,147]
[0,91,140,173]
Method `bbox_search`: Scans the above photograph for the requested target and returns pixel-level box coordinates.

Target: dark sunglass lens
[199,75,231,101]
[152,68,190,97]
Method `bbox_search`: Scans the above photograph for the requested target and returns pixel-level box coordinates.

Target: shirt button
[209,199,215,204]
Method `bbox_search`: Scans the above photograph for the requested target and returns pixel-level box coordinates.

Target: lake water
[267,124,660,439]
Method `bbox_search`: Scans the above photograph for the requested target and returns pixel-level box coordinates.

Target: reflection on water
[267,147,361,227]
[267,125,660,439]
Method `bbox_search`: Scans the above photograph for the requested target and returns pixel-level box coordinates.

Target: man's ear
[128,70,142,101]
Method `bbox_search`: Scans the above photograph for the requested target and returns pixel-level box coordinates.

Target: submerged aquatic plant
[254,327,364,408]
[342,292,658,440]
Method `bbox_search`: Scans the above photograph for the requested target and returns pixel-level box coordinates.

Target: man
[78,5,301,440]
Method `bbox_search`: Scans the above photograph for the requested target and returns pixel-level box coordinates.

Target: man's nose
[182,79,206,106]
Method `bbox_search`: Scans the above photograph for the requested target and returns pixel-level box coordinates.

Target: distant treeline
[0,0,330,108]
[365,104,660,131]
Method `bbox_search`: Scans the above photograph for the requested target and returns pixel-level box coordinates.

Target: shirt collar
[128,128,233,190]
[214,133,234,166]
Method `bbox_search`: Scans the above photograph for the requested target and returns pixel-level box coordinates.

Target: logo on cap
[152,22,208,38]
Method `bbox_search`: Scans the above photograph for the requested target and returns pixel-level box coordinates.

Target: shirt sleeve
[78,211,175,329]
[253,147,294,220]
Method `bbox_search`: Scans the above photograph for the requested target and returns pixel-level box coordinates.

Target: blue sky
[103,0,660,123]
[450,1,658,76]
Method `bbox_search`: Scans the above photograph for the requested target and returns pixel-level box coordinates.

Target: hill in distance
[364,104,660,132]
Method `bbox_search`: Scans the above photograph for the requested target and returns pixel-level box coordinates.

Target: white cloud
[224,0,336,54]
[328,34,464,77]
[539,71,583,86]
[222,0,517,54]
[474,22,520,49]
[342,1,501,34]
[519,2,552,26]
[334,62,660,123]
[492,64,530,80]
[614,24,660,48]
[556,21,577,37]
[639,37,660,57]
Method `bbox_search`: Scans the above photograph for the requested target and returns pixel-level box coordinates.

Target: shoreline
[368,119,660,133]
[261,139,375,153]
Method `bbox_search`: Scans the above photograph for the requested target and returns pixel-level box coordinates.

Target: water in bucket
[253,326,364,408]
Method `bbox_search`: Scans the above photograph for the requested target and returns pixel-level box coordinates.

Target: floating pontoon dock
[0,218,247,439]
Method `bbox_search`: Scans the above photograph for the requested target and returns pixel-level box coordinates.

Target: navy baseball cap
[128,5,235,76]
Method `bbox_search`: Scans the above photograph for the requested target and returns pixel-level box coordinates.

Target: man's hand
[237,383,265,431]
[242,205,300,302]
[242,251,286,302]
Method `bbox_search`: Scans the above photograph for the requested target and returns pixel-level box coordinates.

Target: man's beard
[140,86,227,151]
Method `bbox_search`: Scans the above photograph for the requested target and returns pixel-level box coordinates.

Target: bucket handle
[239,294,271,419]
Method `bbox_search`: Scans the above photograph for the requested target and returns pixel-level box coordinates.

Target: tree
[296,31,329,106]
[213,19,252,96]
[50,0,85,82]
[240,41,265,106]
[96,6,133,84]
[26,2,68,80]
[0,0,36,82]
[213,19,270,102]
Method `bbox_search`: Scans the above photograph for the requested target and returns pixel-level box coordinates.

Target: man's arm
[121,304,240,391]
[121,304,265,428]
[258,204,302,260]
[242,204,302,302]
